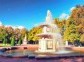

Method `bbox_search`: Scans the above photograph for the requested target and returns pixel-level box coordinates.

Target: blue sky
[0,0,84,30]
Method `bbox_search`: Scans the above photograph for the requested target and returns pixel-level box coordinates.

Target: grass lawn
[0,43,11,47]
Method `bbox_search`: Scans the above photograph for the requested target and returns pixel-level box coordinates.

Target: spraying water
[36,10,72,54]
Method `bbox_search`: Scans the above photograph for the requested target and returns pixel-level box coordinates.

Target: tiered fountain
[36,10,71,54]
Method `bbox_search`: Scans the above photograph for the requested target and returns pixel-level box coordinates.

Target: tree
[18,38,22,45]
[64,19,80,43]
[3,37,6,45]
[64,27,70,41]
[80,34,84,43]
[20,28,28,40]
[54,18,66,35]
[70,5,84,33]
[14,28,21,41]
[11,37,15,46]
[68,33,80,42]
[63,5,84,44]
[5,26,14,43]
[0,26,8,41]
[28,26,42,42]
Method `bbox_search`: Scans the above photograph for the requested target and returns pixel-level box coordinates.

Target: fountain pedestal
[22,34,27,45]
[38,38,56,52]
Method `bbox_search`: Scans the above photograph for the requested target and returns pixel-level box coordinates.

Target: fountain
[0,10,84,58]
[36,10,72,54]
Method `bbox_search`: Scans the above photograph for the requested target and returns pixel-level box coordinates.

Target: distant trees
[0,26,8,41]
[0,25,28,46]
[20,28,28,40]
[63,5,84,44]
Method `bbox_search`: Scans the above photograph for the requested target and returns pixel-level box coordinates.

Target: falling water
[37,10,72,54]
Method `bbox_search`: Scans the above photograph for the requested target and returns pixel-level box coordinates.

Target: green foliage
[11,37,15,46]
[64,27,70,41]
[64,19,80,42]
[3,38,6,45]
[0,25,28,45]
[2,36,8,46]
[18,39,22,45]
[68,33,80,42]
[0,26,8,40]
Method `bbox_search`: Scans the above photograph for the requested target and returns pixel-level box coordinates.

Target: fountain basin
[0,45,38,58]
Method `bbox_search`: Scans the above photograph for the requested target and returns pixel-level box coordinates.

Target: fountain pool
[0,47,84,58]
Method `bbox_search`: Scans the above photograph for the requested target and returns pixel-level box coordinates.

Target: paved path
[0,44,38,51]
[0,56,83,62]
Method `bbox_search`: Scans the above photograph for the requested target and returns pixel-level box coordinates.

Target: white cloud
[0,21,3,26]
[6,25,17,29]
[0,21,25,29]
[5,25,11,27]
[11,26,17,29]
[5,25,24,29]
[17,26,24,29]
[70,7,75,12]
[59,13,69,20]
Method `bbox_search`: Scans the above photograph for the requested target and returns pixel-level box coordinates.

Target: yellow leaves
[70,6,84,23]
[28,26,42,41]
[64,19,80,42]
[80,34,84,42]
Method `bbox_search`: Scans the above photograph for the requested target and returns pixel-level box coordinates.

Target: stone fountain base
[35,46,73,55]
